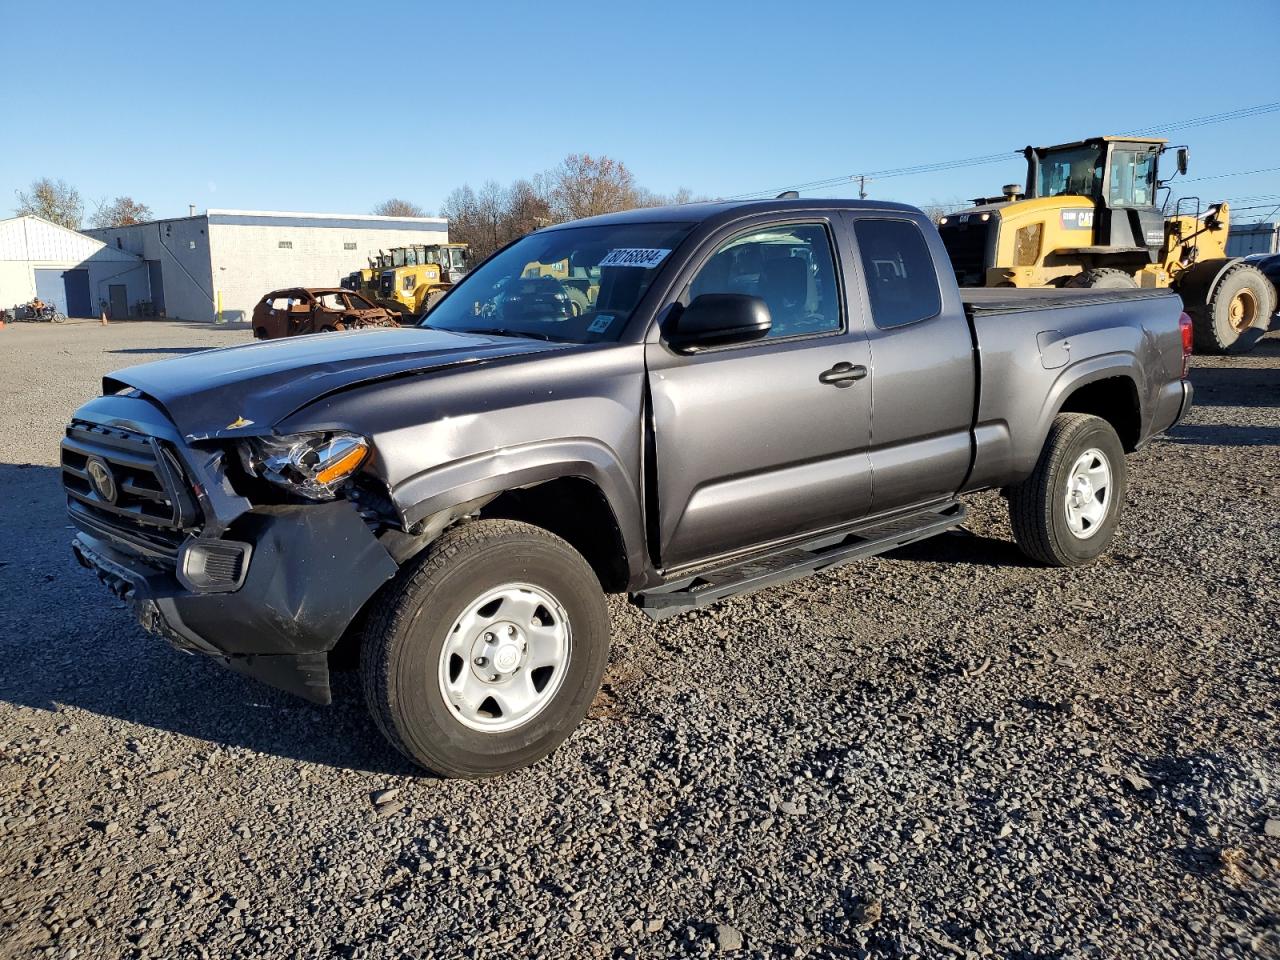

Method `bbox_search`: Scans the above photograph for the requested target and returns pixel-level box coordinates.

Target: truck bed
[962,287,1180,316]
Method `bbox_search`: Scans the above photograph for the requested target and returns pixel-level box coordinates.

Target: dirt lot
[1,319,1277,959]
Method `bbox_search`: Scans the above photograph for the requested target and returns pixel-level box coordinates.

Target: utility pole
[856,175,869,199]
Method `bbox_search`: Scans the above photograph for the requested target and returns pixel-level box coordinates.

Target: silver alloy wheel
[437,582,572,733]
[1064,447,1112,539]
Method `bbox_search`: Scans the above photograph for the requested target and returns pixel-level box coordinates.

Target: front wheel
[1007,413,1127,567]
[1064,268,1138,289]
[360,520,610,777]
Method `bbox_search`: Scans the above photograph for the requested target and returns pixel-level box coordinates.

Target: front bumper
[71,501,398,704]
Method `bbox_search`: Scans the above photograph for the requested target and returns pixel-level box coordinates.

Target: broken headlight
[238,432,370,500]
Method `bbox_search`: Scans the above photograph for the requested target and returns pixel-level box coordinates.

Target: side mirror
[1176,146,1189,177]
[668,293,771,350]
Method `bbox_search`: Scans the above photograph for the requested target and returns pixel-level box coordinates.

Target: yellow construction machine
[377,243,471,317]
[938,136,1276,353]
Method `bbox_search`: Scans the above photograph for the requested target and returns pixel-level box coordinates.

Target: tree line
[13,178,153,229]
[12,154,701,247]
[373,154,702,260]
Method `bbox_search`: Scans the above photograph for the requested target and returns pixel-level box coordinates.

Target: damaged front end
[62,393,401,703]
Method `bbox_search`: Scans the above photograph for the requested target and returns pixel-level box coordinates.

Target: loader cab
[1025,137,1168,255]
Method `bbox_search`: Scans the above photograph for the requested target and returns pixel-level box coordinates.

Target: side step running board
[632,501,966,621]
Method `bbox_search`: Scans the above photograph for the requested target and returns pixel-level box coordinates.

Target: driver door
[645,218,874,569]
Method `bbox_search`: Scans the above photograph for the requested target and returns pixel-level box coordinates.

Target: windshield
[1037,145,1104,199]
[446,246,467,269]
[423,222,694,343]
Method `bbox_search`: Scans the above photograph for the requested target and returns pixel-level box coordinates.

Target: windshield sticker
[599,248,672,269]
[587,314,615,334]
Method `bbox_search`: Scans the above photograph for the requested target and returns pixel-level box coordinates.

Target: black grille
[938,219,992,287]
[61,420,201,560]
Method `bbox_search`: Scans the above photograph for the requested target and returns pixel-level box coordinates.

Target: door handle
[819,362,868,387]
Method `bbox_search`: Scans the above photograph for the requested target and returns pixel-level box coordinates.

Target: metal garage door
[63,269,91,316]
[32,269,92,317]
[33,269,68,316]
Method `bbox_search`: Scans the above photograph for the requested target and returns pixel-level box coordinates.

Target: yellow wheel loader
[938,136,1277,353]
[378,243,471,317]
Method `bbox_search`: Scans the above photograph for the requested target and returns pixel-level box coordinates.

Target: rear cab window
[853,219,942,329]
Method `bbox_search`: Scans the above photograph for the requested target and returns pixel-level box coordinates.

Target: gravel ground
[1,319,1277,960]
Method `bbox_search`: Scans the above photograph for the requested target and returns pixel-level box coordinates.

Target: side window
[316,293,346,310]
[853,219,942,329]
[686,222,841,339]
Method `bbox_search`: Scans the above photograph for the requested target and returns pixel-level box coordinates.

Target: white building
[0,215,150,318]
[86,209,449,322]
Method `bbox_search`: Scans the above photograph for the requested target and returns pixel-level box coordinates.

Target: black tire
[1189,262,1275,355]
[360,519,610,777]
[1064,268,1138,289]
[1007,413,1127,567]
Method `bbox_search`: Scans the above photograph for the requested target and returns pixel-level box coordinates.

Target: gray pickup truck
[63,198,1193,776]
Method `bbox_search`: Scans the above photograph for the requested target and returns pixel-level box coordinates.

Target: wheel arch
[1055,374,1142,452]
[391,439,645,591]
[1172,256,1238,310]
[1006,357,1146,481]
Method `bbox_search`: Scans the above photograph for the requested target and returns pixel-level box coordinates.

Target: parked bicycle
[4,298,67,323]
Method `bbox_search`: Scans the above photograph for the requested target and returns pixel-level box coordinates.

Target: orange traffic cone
[100,309,109,326]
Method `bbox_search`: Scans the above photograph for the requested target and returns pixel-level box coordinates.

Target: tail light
[1179,312,1193,377]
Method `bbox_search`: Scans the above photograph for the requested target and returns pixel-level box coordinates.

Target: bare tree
[635,186,705,207]
[549,154,639,222]
[90,196,153,228]
[438,157,706,260]
[918,202,954,225]
[505,177,554,235]
[372,198,427,218]
[15,178,84,229]
[442,178,556,261]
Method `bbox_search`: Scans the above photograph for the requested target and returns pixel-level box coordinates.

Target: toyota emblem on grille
[85,457,118,504]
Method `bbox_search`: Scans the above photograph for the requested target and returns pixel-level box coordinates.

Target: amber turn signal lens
[313,442,368,485]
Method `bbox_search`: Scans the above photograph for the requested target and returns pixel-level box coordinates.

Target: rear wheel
[1007,413,1127,567]
[1189,262,1275,355]
[360,520,610,777]
[1064,268,1138,289]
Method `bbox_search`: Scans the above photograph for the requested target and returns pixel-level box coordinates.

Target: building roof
[0,215,142,263]
[207,208,446,224]
[84,208,449,232]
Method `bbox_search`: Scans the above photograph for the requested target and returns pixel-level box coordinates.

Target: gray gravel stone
[0,321,1278,959]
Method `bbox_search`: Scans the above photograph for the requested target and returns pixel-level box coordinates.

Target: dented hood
[105,327,568,440]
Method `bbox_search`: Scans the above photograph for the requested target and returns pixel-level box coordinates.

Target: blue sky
[3,0,1278,221]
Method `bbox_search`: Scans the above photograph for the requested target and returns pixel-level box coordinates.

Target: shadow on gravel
[1165,424,1280,446]
[882,528,1037,568]
[1189,343,1280,408]
[0,462,416,776]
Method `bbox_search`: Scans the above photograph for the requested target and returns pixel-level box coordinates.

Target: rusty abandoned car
[251,288,399,340]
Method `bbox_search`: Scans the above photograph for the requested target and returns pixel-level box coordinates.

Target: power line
[723,100,1280,201]
[1125,101,1280,136]
[1182,165,1280,183]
